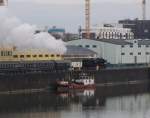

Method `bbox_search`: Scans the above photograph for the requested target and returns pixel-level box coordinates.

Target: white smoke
[0,10,67,54]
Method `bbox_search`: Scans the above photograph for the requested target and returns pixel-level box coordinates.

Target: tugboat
[56,73,95,90]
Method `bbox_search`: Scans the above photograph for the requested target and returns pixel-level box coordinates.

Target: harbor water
[0,81,150,118]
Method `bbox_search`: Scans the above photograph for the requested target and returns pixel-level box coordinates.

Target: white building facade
[92,26,134,40]
[67,39,150,64]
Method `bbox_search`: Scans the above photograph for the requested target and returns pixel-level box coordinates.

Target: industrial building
[119,19,150,39]
[48,26,65,39]
[67,39,150,64]
[65,45,97,60]
[64,45,98,69]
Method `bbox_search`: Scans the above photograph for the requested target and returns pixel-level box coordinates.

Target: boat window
[20,55,24,58]
[45,54,49,57]
[51,54,55,57]
[13,55,18,58]
[33,55,37,58]
[26,55,31,58]
[39,55,43,57]
[56,54,60,57]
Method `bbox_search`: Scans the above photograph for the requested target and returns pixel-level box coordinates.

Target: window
[79,45,82,47]
[51,54,54,57]
[39,55,43,57]
[146,45,149,48]
[121,45,125,48]
[33,55,37,58]
[26,55,31,58]
[45,54,49,57]
[138,52,141,55]
[20,55,24,58]
[121,53,125,55]
[13,55,18,58]
[1,51,4,56]
[8,51,12,56]
[146,52,149,55]
[93,45,97,48]
[130,52,133,55]
[85,45,90,48]
[0,51,11,56]
[56,54,60,57]
[138,45,141,48]
[130,45,133,48]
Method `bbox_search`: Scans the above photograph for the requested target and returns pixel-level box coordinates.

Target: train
[82,58,107,70]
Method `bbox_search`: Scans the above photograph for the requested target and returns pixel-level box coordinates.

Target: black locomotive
[82,58,107,70]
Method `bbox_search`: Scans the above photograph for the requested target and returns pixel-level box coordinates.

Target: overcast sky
[13,0,142,4]
[1,0,150,32]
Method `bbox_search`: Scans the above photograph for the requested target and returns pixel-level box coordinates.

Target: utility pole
[85,0,90,39]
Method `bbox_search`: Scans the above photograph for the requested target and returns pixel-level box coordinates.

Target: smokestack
[142,0,146,20]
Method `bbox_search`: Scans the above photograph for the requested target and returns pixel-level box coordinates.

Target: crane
[142,0,146,20]
[85,0,91,39]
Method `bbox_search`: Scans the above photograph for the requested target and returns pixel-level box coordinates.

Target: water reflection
[0,82,150,118]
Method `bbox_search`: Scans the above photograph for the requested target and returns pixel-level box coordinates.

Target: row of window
[98,32,133,39]
[122,45,149,48]
[1,51,12,56]
[13,54,61,58]
[98,29,131,33]
[79,45,97,48]
[0,63,55,69]
[121,52,150,55]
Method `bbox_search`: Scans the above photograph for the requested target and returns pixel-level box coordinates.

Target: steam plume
[0,10,66,54]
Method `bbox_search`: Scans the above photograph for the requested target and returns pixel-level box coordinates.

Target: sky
[1,0,150,32]
[12,0,142,4]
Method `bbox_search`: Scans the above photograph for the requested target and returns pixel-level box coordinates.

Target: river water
[0,83,150,118]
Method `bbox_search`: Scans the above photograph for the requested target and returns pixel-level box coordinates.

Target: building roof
[95,39,150,46]
[67,39,133,46]
[48,28,65,33]
[65,45,97,56]
[94,39,132,45]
